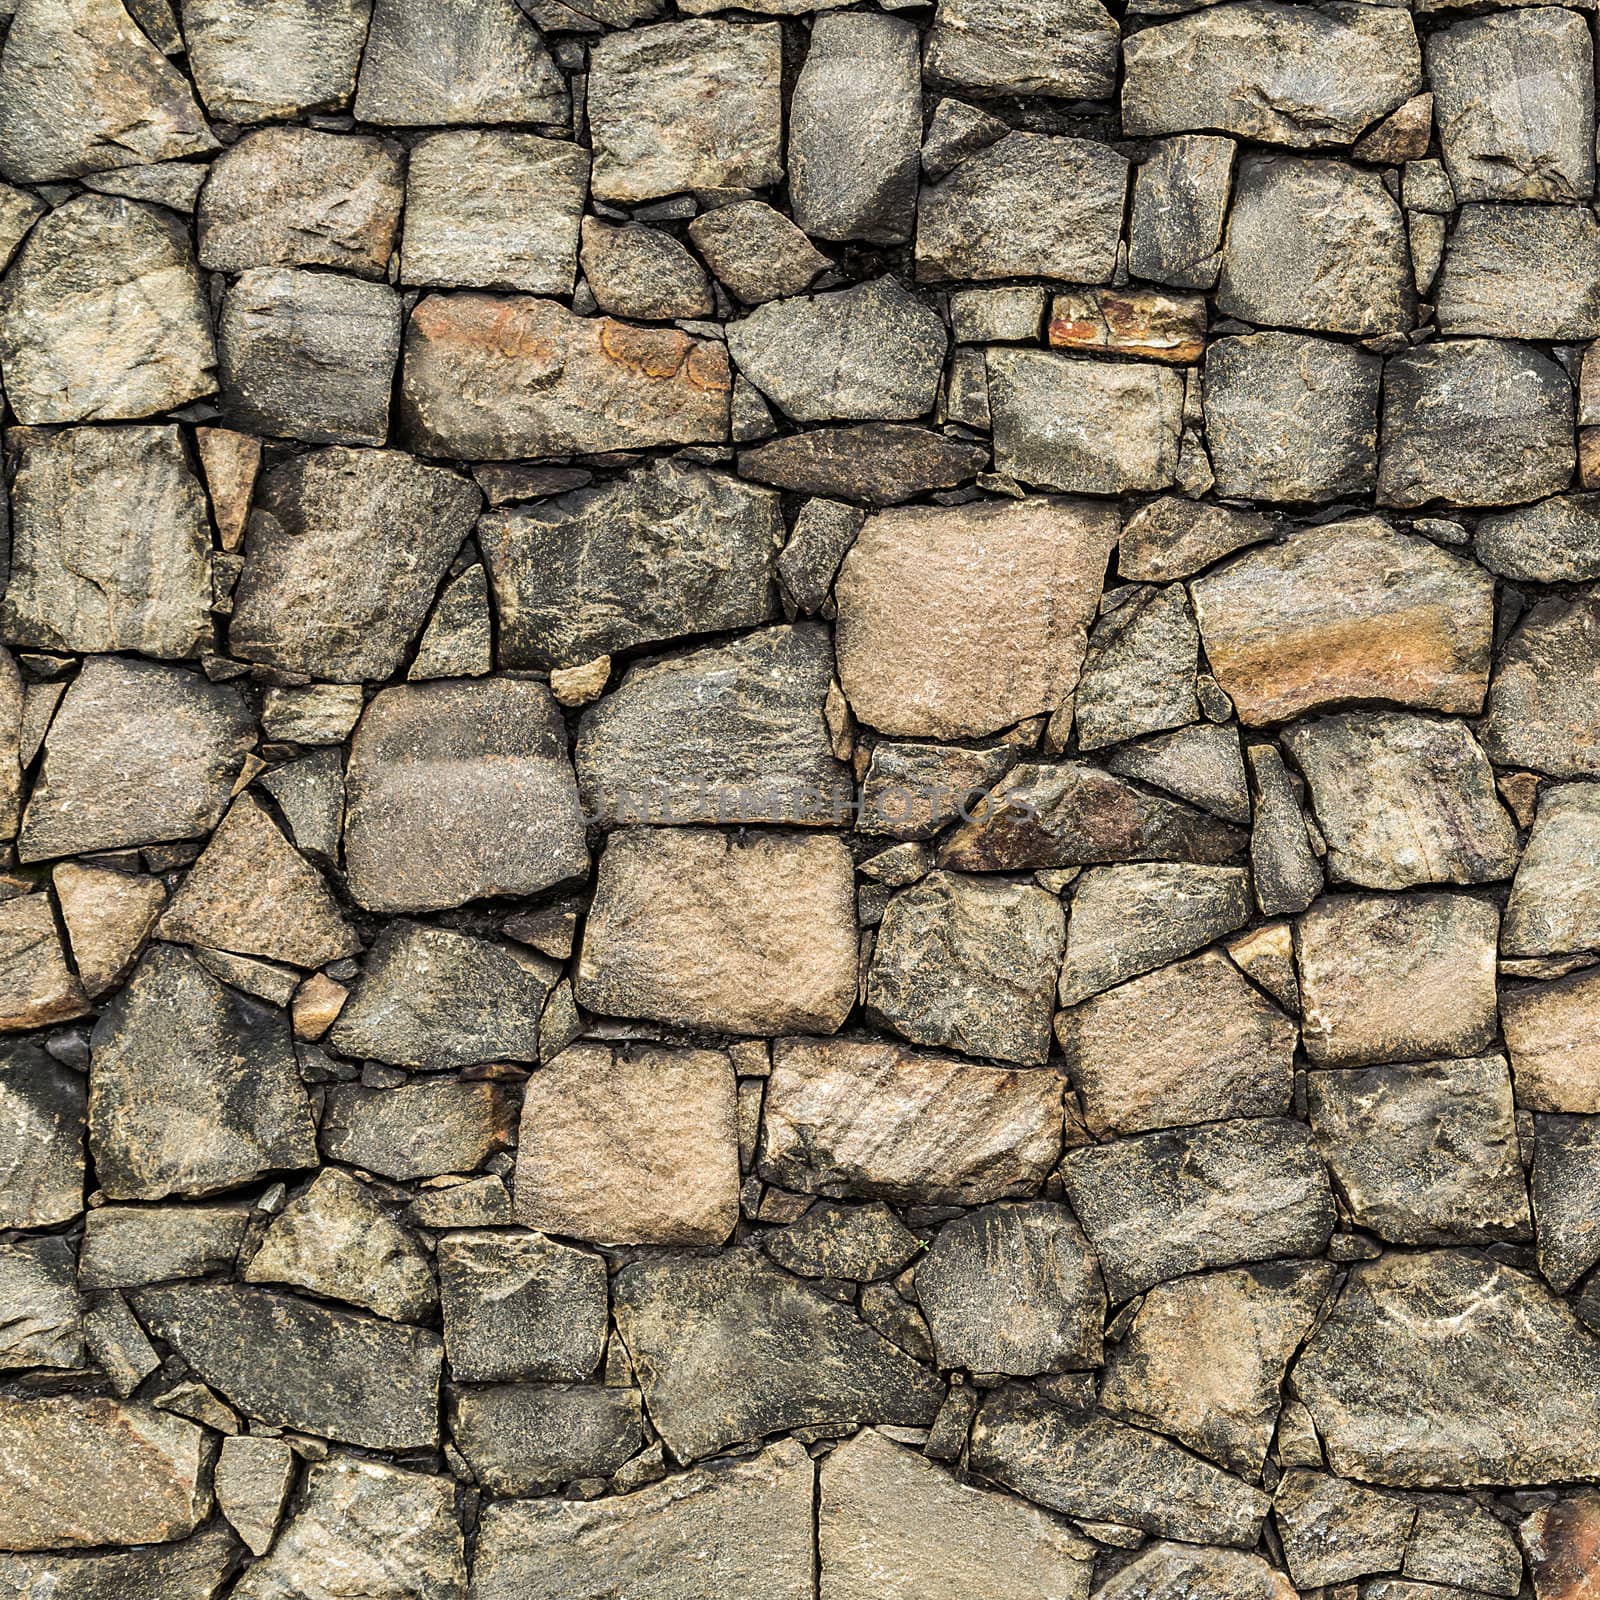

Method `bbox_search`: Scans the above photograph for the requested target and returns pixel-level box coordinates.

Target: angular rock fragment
[738,423,988,504]
[354,0,566,124]
[580,219,711,320]
[1249,748,1319,905]
[78,1201,250,1289]
[2,425,212,658]
[318,1078,517,1180]
[1119,496,1271,583]
[0,195,213,424]
[1274,1469,1415,1587]
[1475,495,1600,585]
[1296,892,1499,1066]
[88,944,315,1200]
[1378,339,1574,509]
[762,1202,920,1282]
[1406,1499,1521,1596]
[243,1168,435,1322]
[1073,584,1198,749]
[1292,1250,1600,1486]
[835,497,1115,739]
[135,1280,441,1448]
[940,762,1247,872]
[779,497,862,613]
[215,1435,293,1557]
[1122,3,1422,148]
[971,1386,1270,1547]
[328,921,557,1070]
[230,1455,465,1600]
[759,1035,1062,1204]
[20,658,252,861]
[613,1249,942,1461]
[820,1428,1094,1600]
[481,460,778,669]
[587,20,782,202]
[915,1202,1103,1375]
[449,1383,645,1496]
[0,0,216,183]
[515,1042,738,1246]
[1308,1056,1530,1245]
[987,349,1184,495]
[857,741,1017,839]
[1102,1261,1332,1477]
[788,13,920,245]
[1437,205,1600,340]
[0,1397,211,1550]
[866,871,1064,1064]
[1284,712,1518,889]
[219,268,400,447]
[1060,1118,1334,1300]
[1427,10,1594,204]
[728,278,945,424]
[409,566,493,682]
[1503,968,1600,1114]
[1058,947,1295,1137]
[1482,601,1600,778]
[1204,333,1380,503]
[183,0,370,121]
[155,794,358,969]
[687,200,828,305]
[0,1043,82,1230]
[259,750,343,866]
[0,1523,241,1598]
[344,678,588,912]
[403,293,730,458]
[925,0,1114,96]
[916,132,1127,283]
[437,1230,605,1384]
[920,98,1009,183]
[1128,133,1235,290]
[1095,1543,1296,1600]
[1047,287,1207,364]
[1190,518,1494,725]
[0,1237,83,1371]
[473,1440,814,1600]
[198,127,403,278]
[0,896,89,1033]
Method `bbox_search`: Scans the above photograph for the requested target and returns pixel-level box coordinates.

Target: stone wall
[0,0,1596,1594]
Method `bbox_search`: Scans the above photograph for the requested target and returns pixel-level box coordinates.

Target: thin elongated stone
[1128,134,1235,290]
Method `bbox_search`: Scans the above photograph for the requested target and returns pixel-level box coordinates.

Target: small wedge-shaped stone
[941,763,1247,872]
[575,624,853,827]
[0,1396,210,1550]
[1274,1470,1415,1588]
[1057,948,1296,1138]
[214,1435,294,1559]
[1074,584,1199,750]
[1504,783,1600,957]
[354,0,567,125]
[820,1428,1095,1600]
[408,566,492,682]
[1284,712,1518,889]
[1105,724,1251,824]
[1096,1543,1296,1600]
[229,447,480,682]
[0,897,89,1033]
[916,132,1127,283]
[2,425,212,659]
[1060,1117,1334,1301]
[20,658,252,863]
[1503,968,1600,1115]
[0,1523,241,1597]
[473,1440,814,1600]
[587,20,782,204]
[916,1202,1104,1375]
[867,872,1064,1065]
[1292,1250,1600,1486]
[759,1035,1063,1204]
[1437,205,1600,340]
[1475,495,1600,585]
[243,1168,436,1323]
[344,678,589,913]
[1058,864,1254,1007]
[575,828,858,1036]
[319,1078,517,1181]
[134,1281,442,1449]
[231,1455,465,1600]
[1121,2,1423,149]
[1102,1261,1333,1477]
[1119,496,1271,584]
[0,0,216,183]
[0,1043,82,1229]
[402,295,731,460]
[1189,518,1494,725]
[970,1387,1270,1547]
[328,921,557,1070]
[613,1248,943,1461]
[183,0,370,121]
[728,278,946,424]
[1308,1056,1531,1246]
[0,195,213,424]
[1482,600,1600,779]
[1533,1113,1600,1293]
[89,944,315,1201]
[156,794,358,969]
[480,460,779,669]
[581,220,705,320]
[835,497,1116,740]
[1297,892,1499,1066]
[738,423,989,505]
[688,200,829,305]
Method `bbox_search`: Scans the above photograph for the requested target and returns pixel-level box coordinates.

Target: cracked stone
[1094,1543,1296,1600]
[0,895,89,1034]
[1128,133,1234,290]
[762,1201,920,1281]
[1074,583,1199,750]
[1119,497,1271,583]
[738,423,989,505]
[0,1236,83,1371]
[0,1043,82,1230]
[1505,784,1600,959]
[449,1383,645,1496]
[0,1523,240,1597]
[1273,1469,1416,1587]
[78,1202,251,1290]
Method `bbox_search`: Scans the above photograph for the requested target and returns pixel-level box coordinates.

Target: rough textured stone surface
[1129,133,1236,290]
[1119,496,1271,582]
[183,0,369,122]
[0,895,90,1033]
[0,1524,241,1598]
[1505,784,1600,959]
[1475,495,1600,584]
[1273,1469,1415,1587]
[762,1202,920,1282]
[580,218,711,320]
[216,1438,295,1557]
[687,201,828,305]
[1437,205,1600,340]
[737,423,989,504]
[925,0,1114,97]
[449,1383,644,1496]
[1482,600,1600,778]
[318,1079,517,1180]
[0,1043,83,1229]
[1073,583,1198,749]
[1095,1544,1296,1600]
[78,1202,251,1290]
[1503,968,1600,1114]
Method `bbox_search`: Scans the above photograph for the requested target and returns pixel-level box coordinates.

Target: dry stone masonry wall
[0,0,1599,1594]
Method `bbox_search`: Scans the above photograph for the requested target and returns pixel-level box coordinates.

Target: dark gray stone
[858,740,1018,839]
[1482,600,1600,779]
[580,219,712,321]
[924,0,1116,97]
[1059,1117,1335,1301]
[1118,496,1272,583]
[1535,1113,1600,1293]
[686,201,829,306]
[1475,495,1600,584]
[1437,205,1600,340]
[319,1078,518,1181]
[919,98,1009,183]
[450,1384,644,1495]
[78,1202,251,1290]
[258,749,344,867]
[761,1202,921,1282]
[182,0,370,121]
[1104,723,1250,825]
[480,461,780,670]
[0,1236,83,1370]
[1128,134,1235,291]
[1503,782,1600,959]
[0,1041,84,1230]
[1074,584,1198,750]
[737,424,990,505]
[779,497,863,613]
[134,1280,442,1449]
[1247,743,1322,915]
[0,1523,241,1600]
[1405,1498,1523,1596]
[409,564,493,682]
[612,1247,943,1461]
[1273,1469,1415,1588]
